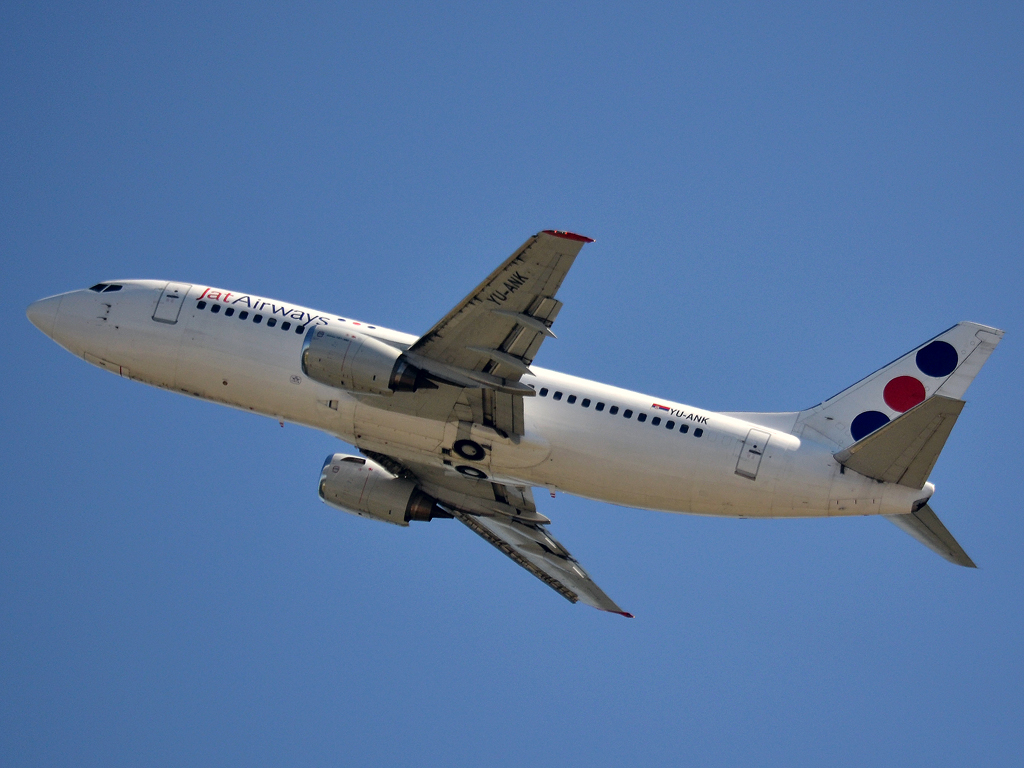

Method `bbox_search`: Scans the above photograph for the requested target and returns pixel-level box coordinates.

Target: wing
[363,450,631,617]
[410,229,590,375]
[455,513,631,616]
[398,230,592,435]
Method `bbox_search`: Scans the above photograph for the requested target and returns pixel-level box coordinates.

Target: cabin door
[736,428,771,480]
[152,282,192,324]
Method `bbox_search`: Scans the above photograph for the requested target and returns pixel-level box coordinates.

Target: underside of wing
[399,230,592,435]
[453,510,631,616]
[362,449,631,616]
[410,229,590,375]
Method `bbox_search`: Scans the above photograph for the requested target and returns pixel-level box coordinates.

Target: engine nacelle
[301,327,422,395]
[318,454,450,526]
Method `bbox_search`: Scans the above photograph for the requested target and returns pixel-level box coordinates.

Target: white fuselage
[32,281,931,519]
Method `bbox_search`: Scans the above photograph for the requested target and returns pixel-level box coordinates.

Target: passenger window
[637,413,647,423]
[567,395,577,404]
[596,402,605,411]
[623,409,633,418]
[680,424,689,434]
[210,304,220,314]
[694,428,703,438]
[239,311,249,320]
[282,322,291,331]
[225,307,234,317]
[610,406,619,415]
[540,388,549,397]
[581,398,591,408]
[554,391,563,400]
[651,416,661,426]
[253,315,262,323]
[102,284,122,292]
[666,420,675,429]
[197,301,207,310]
[267,318,277,327]
[89,283,106,292]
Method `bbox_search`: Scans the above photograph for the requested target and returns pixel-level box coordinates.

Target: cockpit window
[89,283,107,292]
[102,284,122,292]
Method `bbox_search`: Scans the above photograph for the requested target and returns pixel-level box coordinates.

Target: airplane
[27,230,1004,617]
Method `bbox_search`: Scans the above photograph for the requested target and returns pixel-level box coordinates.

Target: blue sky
[3,2,1023,765]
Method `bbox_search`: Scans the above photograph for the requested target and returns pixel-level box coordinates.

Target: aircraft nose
[26,294,63,338]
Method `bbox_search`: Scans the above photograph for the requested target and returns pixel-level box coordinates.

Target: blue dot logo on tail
[851,410,890,441]
[916,340,958,378]
[849,338,959,441]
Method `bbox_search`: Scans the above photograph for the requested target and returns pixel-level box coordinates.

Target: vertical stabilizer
[797,322,1003,451]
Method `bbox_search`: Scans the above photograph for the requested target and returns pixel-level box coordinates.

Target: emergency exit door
[736,428,771,480]
[152,282,192,324]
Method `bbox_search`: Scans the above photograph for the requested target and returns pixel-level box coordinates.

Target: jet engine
[301,327,424,395]
[318,453,451,526]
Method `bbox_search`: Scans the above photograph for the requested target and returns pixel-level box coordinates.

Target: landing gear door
[152,282,192,324]
[736,428,771,480]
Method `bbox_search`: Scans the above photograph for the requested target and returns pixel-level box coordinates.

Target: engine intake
[301,327,425,395]
[318,453,451,526]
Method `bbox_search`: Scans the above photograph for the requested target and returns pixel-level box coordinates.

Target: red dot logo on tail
[883,376,926,412]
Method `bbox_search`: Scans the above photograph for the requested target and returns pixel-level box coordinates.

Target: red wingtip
[542,230,595,243]
[612,611,635,618]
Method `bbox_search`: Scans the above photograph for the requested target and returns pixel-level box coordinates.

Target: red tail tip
[542,230,594,243]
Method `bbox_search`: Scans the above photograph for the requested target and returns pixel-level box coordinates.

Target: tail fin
[728,322,1001,569]
[797,321,1003,451]
[809,322,1001,568]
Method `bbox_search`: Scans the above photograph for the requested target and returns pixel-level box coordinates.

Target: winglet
[606,610,635,618]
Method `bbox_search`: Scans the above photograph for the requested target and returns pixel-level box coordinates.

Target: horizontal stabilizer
[834,395,964,489]
[885,504,976,568]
